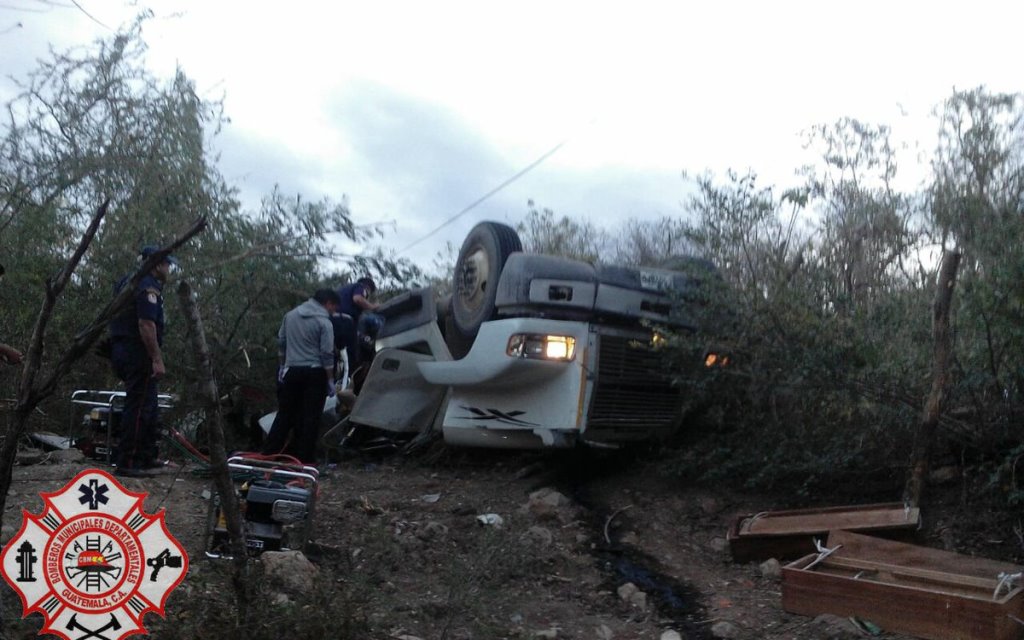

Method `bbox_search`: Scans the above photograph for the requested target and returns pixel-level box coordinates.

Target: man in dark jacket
[336,276,380,369]
[261,289,340,464]
[108,246,177,478]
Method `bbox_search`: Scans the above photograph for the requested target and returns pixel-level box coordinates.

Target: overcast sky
[2,1,1021,268]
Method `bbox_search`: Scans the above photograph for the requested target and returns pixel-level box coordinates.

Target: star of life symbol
[1,469,188,639]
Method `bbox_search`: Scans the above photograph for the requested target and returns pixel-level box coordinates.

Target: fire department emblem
[1,469,188,639]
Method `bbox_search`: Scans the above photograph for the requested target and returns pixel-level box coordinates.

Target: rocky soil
[0,445,1015,639]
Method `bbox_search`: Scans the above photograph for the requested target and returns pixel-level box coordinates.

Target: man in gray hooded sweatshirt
[261,289,340,463]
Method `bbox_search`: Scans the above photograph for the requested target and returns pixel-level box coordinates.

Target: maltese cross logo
[1,469,188,639]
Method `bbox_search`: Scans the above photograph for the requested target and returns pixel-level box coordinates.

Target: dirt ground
[0,443,1015,640]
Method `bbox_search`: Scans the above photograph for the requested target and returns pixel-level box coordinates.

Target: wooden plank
[783,533,1024,640]
[740,502,918,535]
[827,530,1024,581]
[727,502,920,562]
[783,566,1023,640]
[821,556,1000,594]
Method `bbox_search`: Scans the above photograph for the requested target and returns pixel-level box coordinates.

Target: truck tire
[452,221,522,337]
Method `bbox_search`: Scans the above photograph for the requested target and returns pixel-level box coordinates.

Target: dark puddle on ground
[594,544,712,639]
[565,478,712,640]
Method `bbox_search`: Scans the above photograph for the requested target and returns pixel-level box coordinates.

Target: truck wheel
[452,221,522,337]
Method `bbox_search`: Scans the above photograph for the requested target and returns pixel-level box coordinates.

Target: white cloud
[2,0,1022,268]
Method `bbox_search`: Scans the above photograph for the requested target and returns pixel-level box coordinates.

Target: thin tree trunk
[904,250,962,508]
[0,213,207,527]
[176,280,247,563]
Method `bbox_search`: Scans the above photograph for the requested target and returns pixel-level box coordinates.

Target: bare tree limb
[17,198,111,409]
[904,249,962,508]
[176,279,246,561]
[30,216,207,403]
[0,211,207,529]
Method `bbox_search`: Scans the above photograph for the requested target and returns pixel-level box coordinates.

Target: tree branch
[904,249,962,508]
[0,212,208,530]
[17,198,110,407]
[176,279,246,560]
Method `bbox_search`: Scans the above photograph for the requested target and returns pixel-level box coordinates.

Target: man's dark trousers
[332,314,358,370]
[263,366,327,463]
[112,340,159,469]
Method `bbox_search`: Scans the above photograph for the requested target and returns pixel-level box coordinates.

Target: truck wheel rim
[457,246,490,313]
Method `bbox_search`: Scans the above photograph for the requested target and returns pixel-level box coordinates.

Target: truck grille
[585,333,683,443]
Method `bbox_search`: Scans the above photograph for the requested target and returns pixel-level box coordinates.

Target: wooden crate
[782,530,1024,640]
[727,501,920,562]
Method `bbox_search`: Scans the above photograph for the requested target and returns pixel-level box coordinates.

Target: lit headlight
[704,351,730,367]
[507,334,576,361]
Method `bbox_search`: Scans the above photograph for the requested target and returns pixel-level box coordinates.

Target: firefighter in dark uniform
[108,246,177,477]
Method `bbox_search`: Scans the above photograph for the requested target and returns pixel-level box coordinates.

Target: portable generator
[77,405,120,461]
[206,457,318,557]
[69,389,175,463]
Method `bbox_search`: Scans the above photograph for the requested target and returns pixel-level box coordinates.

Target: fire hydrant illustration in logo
[1,469,188,639]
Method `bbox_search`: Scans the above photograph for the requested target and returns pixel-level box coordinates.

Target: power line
[398,137,569,255]
[68,0,108,29]
[0,1,109,27]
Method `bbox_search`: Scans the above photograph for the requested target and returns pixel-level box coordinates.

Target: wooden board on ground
[782,530,1024,640]
[727,502,920,562]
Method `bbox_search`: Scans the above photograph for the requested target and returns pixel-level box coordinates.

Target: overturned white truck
[341,221,720,450]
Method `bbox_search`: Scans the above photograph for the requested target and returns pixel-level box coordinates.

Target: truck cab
[340,221,719,450]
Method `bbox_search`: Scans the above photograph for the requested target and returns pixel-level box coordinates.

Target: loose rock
[616,582,647,610]
[660,631,682,640]
[710,620,740,639]
[522,525,554,547]
[759,558,782,580]
[629,590,648,611]
[522,487,573,523]
[260,550,318,594]
[617,582,638,602]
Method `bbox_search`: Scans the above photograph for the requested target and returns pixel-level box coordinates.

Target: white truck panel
[418,318,590,387]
